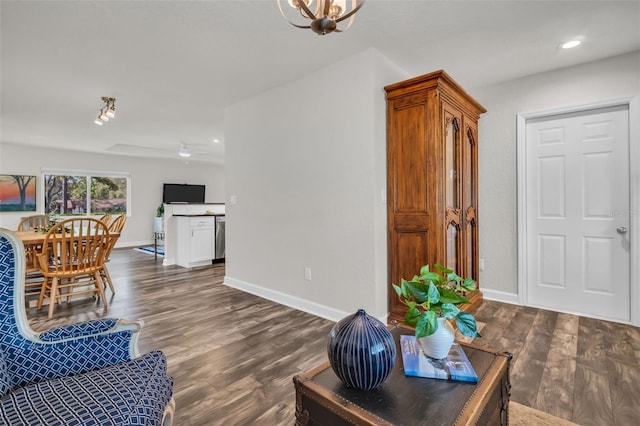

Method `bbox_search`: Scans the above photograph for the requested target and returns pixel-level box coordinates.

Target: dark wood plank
[472,300,519,345]
[572,364,613,426]
[510,309,557,407]
[609,358,640,425]
[603,319,640,364]
[577,316,609,371]
[535,313,578,420]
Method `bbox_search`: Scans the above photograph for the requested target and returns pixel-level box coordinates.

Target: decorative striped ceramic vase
[417,317,455,359]
[327,309,396,390]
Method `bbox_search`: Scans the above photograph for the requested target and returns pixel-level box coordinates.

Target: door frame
[516,96,639,326]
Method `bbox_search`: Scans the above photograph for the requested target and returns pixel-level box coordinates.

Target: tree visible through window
[44,172,128,216]
[90,176,128,215]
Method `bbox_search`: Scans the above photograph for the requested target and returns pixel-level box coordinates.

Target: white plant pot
[154,217,164,234]
[417,317,455,359]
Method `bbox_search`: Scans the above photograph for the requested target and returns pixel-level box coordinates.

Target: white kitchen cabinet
[175,216,215,268]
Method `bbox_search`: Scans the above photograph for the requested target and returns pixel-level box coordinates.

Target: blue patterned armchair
[0,228,175,425]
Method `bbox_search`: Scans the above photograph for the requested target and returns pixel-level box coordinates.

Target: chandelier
[277,0,365,35]
[94,97,116,125]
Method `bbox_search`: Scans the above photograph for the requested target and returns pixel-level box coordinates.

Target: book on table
[400,335,478,383]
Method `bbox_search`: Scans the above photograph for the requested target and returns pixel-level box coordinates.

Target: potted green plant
[154,204,164,234]
[392,264,481,358]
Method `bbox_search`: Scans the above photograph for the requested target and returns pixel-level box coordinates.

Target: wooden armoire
[385,70,486,322]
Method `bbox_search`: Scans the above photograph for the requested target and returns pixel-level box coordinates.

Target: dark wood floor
[472,300,640,425]
[26,248,640,425]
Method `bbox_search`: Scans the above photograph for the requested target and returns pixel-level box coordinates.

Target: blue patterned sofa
[0,228,175,425]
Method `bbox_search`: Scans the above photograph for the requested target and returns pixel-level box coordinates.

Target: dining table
[15,230,53,246]
[15,229,120,273]
[14,229,120,245]
[14,230,120,274]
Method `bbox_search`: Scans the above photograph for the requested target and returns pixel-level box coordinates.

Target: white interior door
[525,105,630,322]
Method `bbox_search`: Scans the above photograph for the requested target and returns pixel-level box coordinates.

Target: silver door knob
[617,226,628,234]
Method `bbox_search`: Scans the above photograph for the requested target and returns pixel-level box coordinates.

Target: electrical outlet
[230,195,237,205]
[479,258,485,271]
[304,267,312,281]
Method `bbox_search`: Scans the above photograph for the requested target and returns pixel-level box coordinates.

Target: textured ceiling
[1,0,639,164]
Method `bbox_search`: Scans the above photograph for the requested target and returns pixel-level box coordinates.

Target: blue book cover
[400,335,478,383]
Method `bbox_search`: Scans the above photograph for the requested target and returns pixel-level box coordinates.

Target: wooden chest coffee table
[293,326,511,425]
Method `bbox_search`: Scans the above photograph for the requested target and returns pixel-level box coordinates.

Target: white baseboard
[224,276,353,323]
[162,257,176,266]
[115,240,153,249]
[481,288,521,305]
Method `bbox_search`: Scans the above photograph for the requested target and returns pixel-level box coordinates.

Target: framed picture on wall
[0,174,37,212]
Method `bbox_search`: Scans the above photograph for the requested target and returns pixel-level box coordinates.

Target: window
[43,169,130,216]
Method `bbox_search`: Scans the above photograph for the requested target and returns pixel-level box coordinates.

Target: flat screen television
[163,183,206,204]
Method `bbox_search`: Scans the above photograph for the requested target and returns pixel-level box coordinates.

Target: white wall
[473,51,640,301]
[224,48,407,322]
[0,143,225,247]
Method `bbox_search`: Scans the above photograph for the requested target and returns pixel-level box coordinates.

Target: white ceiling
[1,0,639,165]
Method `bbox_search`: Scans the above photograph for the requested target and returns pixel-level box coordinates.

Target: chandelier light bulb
[106,108,115,119]
[288,0,312,9]
[94,116,104,125]
[330,0,345,18]
[99,111,109,121]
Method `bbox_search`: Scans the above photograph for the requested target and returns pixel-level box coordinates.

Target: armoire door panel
[392,104,429,213]
[443,103,463,274]
[463,119,479,280]
[443,105,463,210]
[390,230,433,312]
[394,231,431,275]
[389,225,433,272]
[393,215,430,230]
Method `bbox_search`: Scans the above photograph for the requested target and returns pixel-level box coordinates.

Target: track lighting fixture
[105,102,116,118]
[94,97,116,125]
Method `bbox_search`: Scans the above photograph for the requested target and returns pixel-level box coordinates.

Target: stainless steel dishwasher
[214,215,225,260]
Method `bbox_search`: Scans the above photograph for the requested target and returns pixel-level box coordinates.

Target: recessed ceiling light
[213,139,220,143]
[561,40,581,49]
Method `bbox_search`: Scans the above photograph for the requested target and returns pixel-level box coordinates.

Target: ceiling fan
[178,143,192,158]
[178,143,210,158]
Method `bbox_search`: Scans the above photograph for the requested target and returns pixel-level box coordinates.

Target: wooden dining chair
[100,214,127,294]
[110,214,127,234]
[98,214,113,227]
[36,217,110,318]
[17,214,49,273]
[17,214,49,231]
[16,214,49,300]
